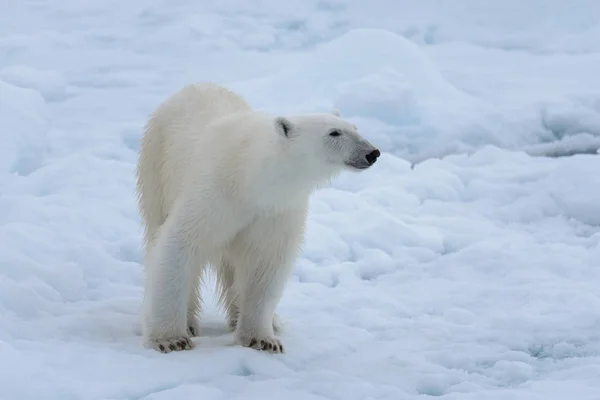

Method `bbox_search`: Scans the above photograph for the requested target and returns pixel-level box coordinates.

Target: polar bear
[136,82,380,354]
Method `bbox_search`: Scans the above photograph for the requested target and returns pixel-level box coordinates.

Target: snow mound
[0,79,49,177]
[231,29,491,162]
[0,65,69,102]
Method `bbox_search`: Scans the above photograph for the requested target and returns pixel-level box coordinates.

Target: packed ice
[1,0,600,399]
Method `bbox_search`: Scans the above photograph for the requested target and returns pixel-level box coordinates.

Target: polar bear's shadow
[133,317,232,338]
[130,318,238,351]
[195,322,232,338]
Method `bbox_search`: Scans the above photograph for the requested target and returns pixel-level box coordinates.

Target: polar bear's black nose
[365,149,381,165]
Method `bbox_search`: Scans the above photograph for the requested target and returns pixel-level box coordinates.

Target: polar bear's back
[136,83,252,248]
[163,83,251,127]
[153,82,252,186]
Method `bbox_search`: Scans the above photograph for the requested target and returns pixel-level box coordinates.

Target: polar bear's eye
[329,130,341,137]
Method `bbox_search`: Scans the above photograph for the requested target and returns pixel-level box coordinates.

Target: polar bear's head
[274,112,380,172]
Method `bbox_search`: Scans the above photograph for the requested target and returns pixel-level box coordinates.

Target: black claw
[158,344,165,352]
[249,338,257,347]
[169,343,176,351]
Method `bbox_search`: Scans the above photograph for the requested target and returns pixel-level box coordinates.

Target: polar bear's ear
[331,109,341,117]
[275,117,293,138]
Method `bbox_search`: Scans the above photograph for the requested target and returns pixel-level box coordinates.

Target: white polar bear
[136,82,380,353]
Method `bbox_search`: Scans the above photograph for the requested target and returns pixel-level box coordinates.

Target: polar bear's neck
[241,143,340,211]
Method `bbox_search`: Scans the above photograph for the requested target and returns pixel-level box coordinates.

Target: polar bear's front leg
[217,258,283,334]
[141,211,199,353]
[231,208,306,353]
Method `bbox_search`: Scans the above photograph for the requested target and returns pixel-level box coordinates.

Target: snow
[1,0,600,399]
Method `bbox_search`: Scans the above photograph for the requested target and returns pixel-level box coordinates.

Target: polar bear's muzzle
[346,143,381,170]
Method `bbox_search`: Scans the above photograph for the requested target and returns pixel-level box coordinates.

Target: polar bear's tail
[136,110,168,252]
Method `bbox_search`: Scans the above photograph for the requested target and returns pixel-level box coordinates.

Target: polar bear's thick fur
[136,82,380,353]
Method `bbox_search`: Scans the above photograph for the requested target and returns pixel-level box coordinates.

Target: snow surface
[2,0,600,399]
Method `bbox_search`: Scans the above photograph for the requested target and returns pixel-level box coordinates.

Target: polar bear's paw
[236,333,284,353]
[148,336,195,353]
